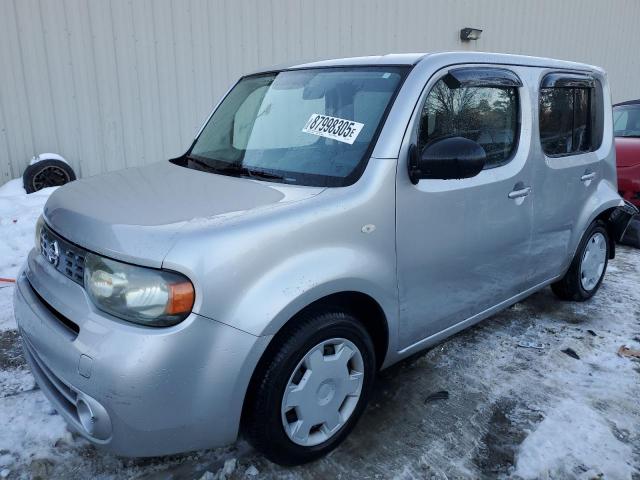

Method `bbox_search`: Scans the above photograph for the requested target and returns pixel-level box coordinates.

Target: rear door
[396,65,534,349]
[529,72,603,284]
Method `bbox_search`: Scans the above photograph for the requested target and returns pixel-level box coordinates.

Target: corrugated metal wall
[1,0,639,184]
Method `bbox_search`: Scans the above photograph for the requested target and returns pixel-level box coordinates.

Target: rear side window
[418,78,519,169]
[539,74,603,156]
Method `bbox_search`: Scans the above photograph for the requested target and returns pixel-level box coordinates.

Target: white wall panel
[1,0,639,184]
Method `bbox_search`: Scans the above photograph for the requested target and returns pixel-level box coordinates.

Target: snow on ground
[0,179,56,279]
[0,393,72,465]
[0,179,56,331]
[29,153,69,166]
[0,182,638,479]
[514,399,633,479]
[0,181,72,480]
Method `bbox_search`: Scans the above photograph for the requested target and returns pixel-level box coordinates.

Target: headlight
[34,215,44,251]
[84,253,194,327]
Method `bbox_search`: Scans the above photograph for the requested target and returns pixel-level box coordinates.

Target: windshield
[186,67,407,187]
[613,104,640,137]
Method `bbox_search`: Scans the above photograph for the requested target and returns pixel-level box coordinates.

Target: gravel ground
[0,182,639,479]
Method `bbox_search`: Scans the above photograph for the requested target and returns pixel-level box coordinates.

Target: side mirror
[408,137,486,184]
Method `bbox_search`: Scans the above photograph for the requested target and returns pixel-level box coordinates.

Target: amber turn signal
[167,281,195,315]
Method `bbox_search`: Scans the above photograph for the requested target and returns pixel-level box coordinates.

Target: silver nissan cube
[14,52,635,465]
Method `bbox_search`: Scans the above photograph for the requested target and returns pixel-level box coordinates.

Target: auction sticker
[302,114,364,144]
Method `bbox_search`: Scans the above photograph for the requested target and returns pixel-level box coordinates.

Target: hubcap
[281,338,364,446]
[580,232,607,291]
[32,165,71,190]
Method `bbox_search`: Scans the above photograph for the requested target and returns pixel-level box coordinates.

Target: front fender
[162,158,399,361]
[223,246,397,339]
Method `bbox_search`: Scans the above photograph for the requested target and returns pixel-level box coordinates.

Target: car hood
[44,161,324,267]
[615,137,640,168]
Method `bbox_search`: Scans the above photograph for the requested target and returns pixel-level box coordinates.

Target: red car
[614,99,640,208]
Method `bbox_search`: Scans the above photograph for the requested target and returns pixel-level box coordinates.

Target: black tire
[551,220,609,301]
[23,159,76,193]
[243,309,376,466]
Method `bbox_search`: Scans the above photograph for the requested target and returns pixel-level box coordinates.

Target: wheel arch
[240,290,389,430]
[571,180,624,262]
[254,289,389,374]
[594,207,619,259]
[298,291,389,369]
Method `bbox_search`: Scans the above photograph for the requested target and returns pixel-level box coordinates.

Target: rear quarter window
[539,75,604,156]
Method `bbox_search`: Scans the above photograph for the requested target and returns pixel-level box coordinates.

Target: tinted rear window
[539,77,603,156]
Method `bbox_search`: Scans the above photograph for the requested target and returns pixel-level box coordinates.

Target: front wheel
[551,220,610,301]
[243,310,376,465]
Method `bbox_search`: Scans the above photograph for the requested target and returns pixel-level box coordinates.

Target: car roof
[614,99,640,107]
[251,51,602,74]
[287,53,428,67]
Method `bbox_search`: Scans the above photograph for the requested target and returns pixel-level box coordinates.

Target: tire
[243,309,376,466]
[23,159,76,193]
[551,220,610,301]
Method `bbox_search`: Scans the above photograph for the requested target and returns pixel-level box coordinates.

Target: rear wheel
[551,220,609,301]
[244,310,376,466]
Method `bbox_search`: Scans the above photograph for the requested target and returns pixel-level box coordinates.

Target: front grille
[39,223,86,285]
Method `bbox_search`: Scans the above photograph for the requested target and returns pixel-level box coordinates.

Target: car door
[529,72,603,284]
[396,65,534,349]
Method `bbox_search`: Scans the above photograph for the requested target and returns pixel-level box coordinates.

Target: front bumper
[14,249,270,457]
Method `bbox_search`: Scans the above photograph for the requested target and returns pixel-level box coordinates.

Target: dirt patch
[0,329,25,370]
[474,399,542,477]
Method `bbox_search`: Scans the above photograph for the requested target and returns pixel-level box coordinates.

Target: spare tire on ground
[22,158,76,193]
[620,215,640,249]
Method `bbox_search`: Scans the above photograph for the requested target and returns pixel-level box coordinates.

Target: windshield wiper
[186,156,246,176]
[186,156,286,182]
[186,155,220,172]
[243,168,286,181]
[203,163,286,181]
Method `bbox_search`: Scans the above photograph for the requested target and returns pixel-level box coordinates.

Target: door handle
[508,186,532,199]
[581,172,596,182]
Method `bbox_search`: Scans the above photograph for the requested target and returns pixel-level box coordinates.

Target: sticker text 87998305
[302,114,364,145]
